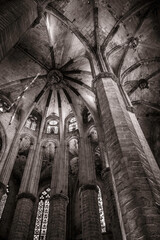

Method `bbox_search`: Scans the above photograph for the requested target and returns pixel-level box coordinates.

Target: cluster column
[8,144,36,240]
[47,91,69,240]
[8,90,52,240]
[94,74,160,239]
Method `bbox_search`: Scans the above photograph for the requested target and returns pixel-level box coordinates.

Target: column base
[8,193,36,240]
[80,184,102,240]
[47,193,69,240]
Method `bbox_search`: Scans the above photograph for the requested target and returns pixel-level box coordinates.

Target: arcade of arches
[0,0,160,240]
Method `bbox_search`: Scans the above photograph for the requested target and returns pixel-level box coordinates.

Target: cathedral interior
[0,0,160,239]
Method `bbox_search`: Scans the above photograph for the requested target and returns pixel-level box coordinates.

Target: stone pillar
[79,132,102,240]
[95,74,160,239]
[9,90,52,240]
[101,168,122,240]
[47,194,69,240]
[8,193,36,240]
[46,141,69,240]
[0,0,37,61]
[27,200,39,240]
[80,184,102,240]
[19,144,35,194]
[0,82,48,198]
[0,179,19,240]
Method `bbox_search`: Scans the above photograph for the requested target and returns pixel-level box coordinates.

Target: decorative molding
[17,192,36,202]
[80,184,98,193]
[50,193,69,203]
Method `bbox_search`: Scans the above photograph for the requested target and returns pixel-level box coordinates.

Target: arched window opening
[0,185,9,219]
[25,114,38,131]
[33,188,50,240]
[25,111,41,131]
[0,98,10,113]
[46,120,58,134]
[68,117,78,132]
[97,186,106,233]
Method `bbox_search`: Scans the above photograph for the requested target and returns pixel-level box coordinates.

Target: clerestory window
[68,117,78,132]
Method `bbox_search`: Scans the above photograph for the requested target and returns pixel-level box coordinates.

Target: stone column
[101,168,122,240]
[27,200,39,240]
[0,0,37,61]
[8,144,36,240]
[0,179,19,240]
[47,93,69,240]
[0,85,49,200]
[79,132,102,240]
[8,193,36,240]
[47,194,69,240]
[8,89,52,240]
[80,184,102,240]
[95,74,160,239]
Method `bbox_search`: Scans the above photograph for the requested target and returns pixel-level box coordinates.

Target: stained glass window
[25,114,38,131]
[33,188,50,240]
[68,117,78,132]
[47,120,58,134]
[97,186,106,233]
[0,186,9,219]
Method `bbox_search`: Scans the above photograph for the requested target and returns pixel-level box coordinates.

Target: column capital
[17,192,36,202]
[50,193,69,203]
[93,72,118,86]
[80,184,98,193]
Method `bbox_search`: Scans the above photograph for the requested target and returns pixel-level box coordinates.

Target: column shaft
[78,132,102,240]
[95,76,160,239]
[80,185,102,240]
[47,194,68,240]
[102,168,122,240]
[8,195,35,240]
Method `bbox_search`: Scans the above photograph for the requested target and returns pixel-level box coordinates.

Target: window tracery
[68,117,78,132]
[97,186,106,233]
[0,186,9,219]
[46,120,58,134]
[33,188,50,240]
[25,114,38,131]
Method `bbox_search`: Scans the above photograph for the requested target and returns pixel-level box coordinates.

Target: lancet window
[25,114,38,131]
[97,186,106,233]
[0,185,9,219]
[46,120,58,134]
[68,117,78,132]
[33,188,50,240]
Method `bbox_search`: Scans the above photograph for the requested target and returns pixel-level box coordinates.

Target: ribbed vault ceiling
[0,0,160,131]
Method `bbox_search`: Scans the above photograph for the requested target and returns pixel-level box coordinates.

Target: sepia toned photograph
[0,0,160,239]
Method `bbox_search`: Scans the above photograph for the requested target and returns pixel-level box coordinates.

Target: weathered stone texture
[47,194,68,240]
[8,197,34,240]
[80,185,102,240]
[96,77,160,239]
